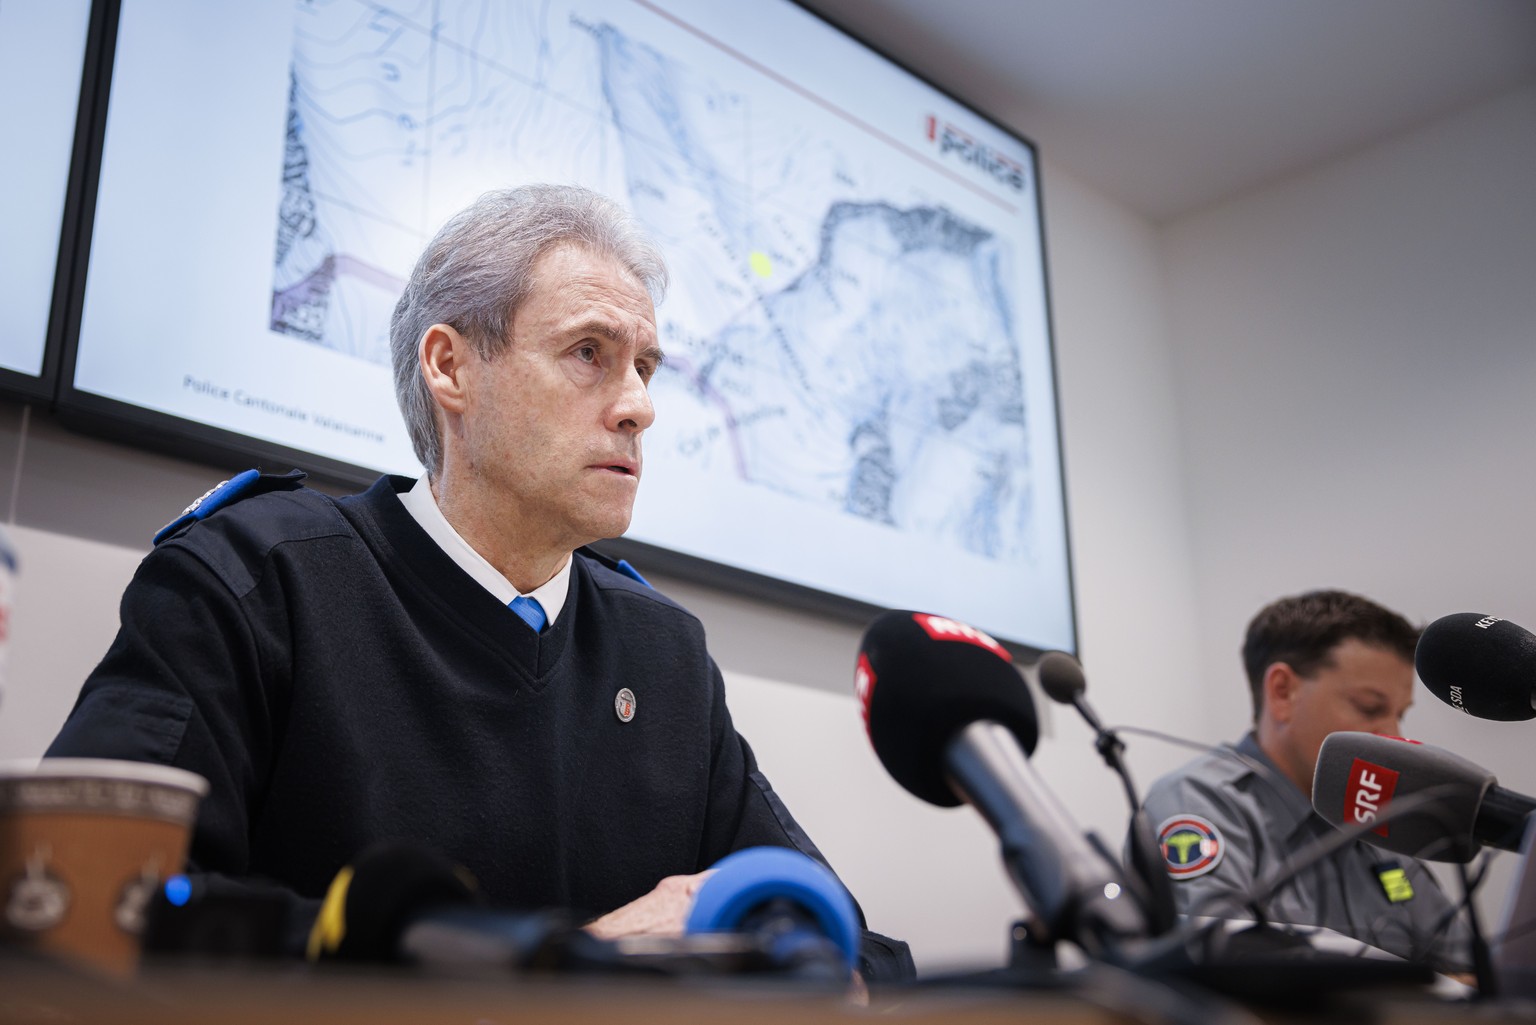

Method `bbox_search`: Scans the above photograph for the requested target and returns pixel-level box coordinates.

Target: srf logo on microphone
[912,613,1011,662]
[1345,757,1400,838]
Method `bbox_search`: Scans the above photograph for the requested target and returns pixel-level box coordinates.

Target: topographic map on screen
[268,0,1042,565]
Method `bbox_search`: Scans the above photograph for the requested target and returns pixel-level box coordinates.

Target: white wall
[1162,84,1536,910]
[1037,164,1205,801]
[0,524,144,759]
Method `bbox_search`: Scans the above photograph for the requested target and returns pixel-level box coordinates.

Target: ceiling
[796,0,1536,222]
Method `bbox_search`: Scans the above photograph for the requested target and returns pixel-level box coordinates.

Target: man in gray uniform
[1141,590,1471,970]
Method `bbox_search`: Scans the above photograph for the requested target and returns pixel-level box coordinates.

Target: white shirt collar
[397,476,571,626]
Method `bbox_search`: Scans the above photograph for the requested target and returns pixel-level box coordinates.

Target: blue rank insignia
[153,469,308,545]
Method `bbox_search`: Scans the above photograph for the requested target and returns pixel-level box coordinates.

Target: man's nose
[612,365,655,432]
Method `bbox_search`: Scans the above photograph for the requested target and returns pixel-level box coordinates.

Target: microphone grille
[1036,651,1086,705]
[1312,731,1489,862]
[330,842,481,960]
[1416,613,1536,721]
[856,610,1037,807]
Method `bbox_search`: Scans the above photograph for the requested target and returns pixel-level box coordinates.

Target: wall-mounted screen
[62,0,1076,654]
[0,0,93,392]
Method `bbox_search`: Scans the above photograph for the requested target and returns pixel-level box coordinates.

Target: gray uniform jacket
[1141,732,1471,971]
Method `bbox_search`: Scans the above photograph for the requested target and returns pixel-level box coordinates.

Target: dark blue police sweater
[49,473,911,976]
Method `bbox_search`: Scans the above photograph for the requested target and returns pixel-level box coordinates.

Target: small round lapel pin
[614,688,637,723]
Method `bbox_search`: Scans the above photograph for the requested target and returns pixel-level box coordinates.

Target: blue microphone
[686,847,859,979]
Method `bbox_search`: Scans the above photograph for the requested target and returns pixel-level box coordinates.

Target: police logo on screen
[925,115,1028,193]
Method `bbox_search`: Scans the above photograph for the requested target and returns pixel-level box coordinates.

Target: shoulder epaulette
[153,469,309,546]
[576,545,654,589]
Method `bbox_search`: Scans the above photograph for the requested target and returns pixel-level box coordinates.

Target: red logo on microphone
[1344,757,1400,838]
[854,653,877,735]
[912,614,1012,662]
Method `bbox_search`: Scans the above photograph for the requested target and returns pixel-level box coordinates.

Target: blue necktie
[509,595,546,633]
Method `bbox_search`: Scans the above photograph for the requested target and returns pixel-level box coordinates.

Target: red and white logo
[912,613,1012,662]
[1157,815,1224,879]
[1344,757,1400,838]
[854,653,876,734]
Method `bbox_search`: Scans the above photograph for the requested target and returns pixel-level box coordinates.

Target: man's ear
[1263,662,1300,725]
[420,324,472,415]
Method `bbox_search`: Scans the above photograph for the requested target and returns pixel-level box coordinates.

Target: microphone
[306,842,579,967]
[1036,650,1128,784]
[1035,650,1177,937]
[1037,651,1088,713]
[856,610,1147,954]
[1416,613,1536,721]
[685,846,859,980]
[1312,731,1536,862]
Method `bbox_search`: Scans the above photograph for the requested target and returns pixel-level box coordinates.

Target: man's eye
[636,361,656,383]
[575,345,598,364]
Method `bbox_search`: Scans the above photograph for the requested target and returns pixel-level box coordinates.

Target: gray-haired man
[50,185,911,979]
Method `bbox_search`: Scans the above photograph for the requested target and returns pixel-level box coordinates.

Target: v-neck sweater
[50,475,822,926]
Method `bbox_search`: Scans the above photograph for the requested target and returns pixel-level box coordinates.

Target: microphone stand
[1083,706,1137,810]
[1061,694,1180,938]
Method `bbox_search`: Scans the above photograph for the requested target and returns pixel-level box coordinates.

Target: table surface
[2,953,1533,1025]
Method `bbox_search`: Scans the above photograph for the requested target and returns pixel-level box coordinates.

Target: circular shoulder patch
[1157,813,1225,880]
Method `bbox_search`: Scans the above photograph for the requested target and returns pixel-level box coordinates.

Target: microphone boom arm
[945,721,1147,956]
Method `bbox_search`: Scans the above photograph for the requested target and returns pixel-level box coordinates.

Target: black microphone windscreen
[1312,732,1492,862]
[1036,651,1086,705]
[1416,613,1536,721]
[855,610,1037,807]
[327,841,481,961]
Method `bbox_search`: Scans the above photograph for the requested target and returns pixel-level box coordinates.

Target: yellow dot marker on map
[749,251,773,279]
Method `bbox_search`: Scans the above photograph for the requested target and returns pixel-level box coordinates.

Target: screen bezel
[0,0,108,402]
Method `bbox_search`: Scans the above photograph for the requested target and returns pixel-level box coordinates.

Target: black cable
[1112,725,1301,800]
[1455,856,1497,997]
[1418,851,1491,957]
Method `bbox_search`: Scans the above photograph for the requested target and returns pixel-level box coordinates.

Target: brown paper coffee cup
[0,758,208,977]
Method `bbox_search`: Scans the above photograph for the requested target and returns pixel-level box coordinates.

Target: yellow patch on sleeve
[1378,867,1415,903]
